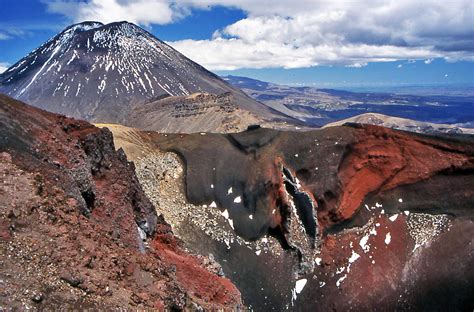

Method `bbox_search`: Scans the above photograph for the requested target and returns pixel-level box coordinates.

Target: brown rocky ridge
[0,94,242,310]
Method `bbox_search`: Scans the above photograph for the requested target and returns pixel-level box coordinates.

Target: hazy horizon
[1,0,473,91]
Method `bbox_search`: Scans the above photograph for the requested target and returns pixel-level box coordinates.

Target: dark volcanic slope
[0,94,241,310]
[145,125,474,310]
[0,22,286,125]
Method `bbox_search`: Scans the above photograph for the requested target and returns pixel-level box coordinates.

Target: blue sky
[1,0,473,89]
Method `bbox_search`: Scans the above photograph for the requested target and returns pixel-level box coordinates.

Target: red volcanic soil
[336,124,472,222]
[0,94,241,310]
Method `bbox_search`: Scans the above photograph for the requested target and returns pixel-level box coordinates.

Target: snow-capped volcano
[0,21,283,124]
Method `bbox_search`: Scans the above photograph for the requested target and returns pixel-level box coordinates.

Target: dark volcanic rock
[144,124,474,310]
[0,94,242,310]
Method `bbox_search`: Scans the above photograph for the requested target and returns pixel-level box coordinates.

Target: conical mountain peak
[0,21,285,126]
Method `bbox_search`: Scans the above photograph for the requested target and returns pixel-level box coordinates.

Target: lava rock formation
[0,94,242,310]
[133,123,474,310]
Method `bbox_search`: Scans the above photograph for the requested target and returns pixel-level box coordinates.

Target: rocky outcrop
[126,91,263,133]
[107,123,474,310]
[168,92,236,117]
[0,94,242,310]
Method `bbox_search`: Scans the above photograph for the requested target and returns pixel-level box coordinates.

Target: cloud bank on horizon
[36,0,474,70]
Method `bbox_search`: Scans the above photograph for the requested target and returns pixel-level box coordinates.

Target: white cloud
[0,32,10,40]
[45,0,182,26]
[397,64,403,68]
[170,38,445,70]
[44,0,474,70]
[424,58,434,64]
[346,62,367,68]
[0,63,10,74]
[0,29,29,40]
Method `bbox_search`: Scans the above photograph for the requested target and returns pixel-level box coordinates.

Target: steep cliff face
[125,92,271,133]
[0,94,241,310]
[104,123,474,310]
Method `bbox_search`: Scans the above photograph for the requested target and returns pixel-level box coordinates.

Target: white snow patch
[255,250,261,256]
[315,257,322,266]
[360,235,370,253]
[19,44,61,96]
[348,250,360,263]
[295,177,302,188]
[369,227,377,236]
[295,279,307,294]
[234,196,241,203]
[143,72,154,95]
[347,250,360,272]
[209,201,217,208]
[389,214,398,222]
[98,79,106,92]
[249,214,253,220]
[66,50,79,65]
[398,198,403,203]
[105,60,114,72]
[227,187,233,195]
[404,210,410,216]
[385,232,391,245]
[336,274,347,287]
[228,219,234,230]
[75,83,81,96]
[221,209,229,219]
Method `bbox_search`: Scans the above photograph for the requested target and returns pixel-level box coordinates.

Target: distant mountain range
[324,113,474,135]
[0,22,294,132]
[223,75,474,129]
